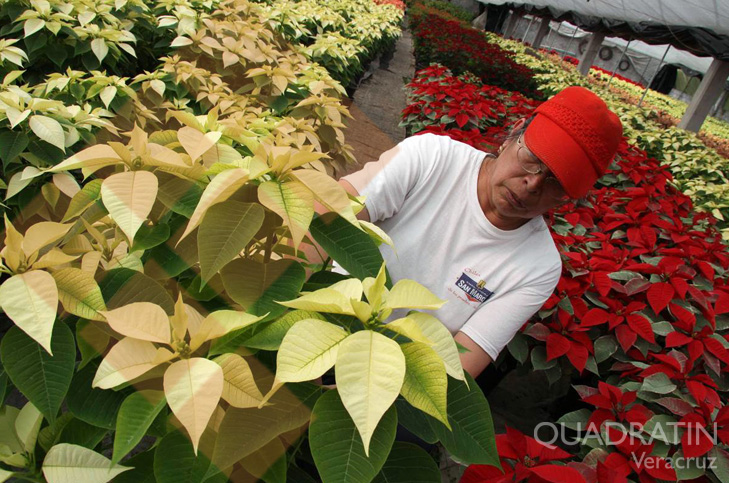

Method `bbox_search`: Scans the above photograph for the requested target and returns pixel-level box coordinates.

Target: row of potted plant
[251,0,403,90]
[408,0,542,98]
[401,61,729,483]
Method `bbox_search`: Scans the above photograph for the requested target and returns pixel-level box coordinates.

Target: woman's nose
[524,171,547,193]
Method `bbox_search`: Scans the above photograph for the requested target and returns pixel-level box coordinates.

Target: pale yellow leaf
[276,319,347,383]
[257,180,314,249]
[99,302,170,343]
[42,443,130,483]
[22,221,71,258]
[336,331,405,455]
[215,353,264,408]
[31,248,78,270]
[81,251,102,274]
[178,127,222,162]
[49,144,122,174]
[90,38,108,63]
[15,402,43,453]
[363,263,387,309]
[400,342,450,429]
[51,267,106,321]
[101,170,158,243]
[190,310,264,351]
[385,317,433,345]
[29,115,65,152]
[383,280,446,311]
[0,271,58,354]
[328,278,364,301]
[291,169,357,224]
[52,173,80,198]
[408,312,465,381]
[93,338,165,389]
[146,143,188,168]
[277,288,355,315]
[164,358,223,454]
[178,168,249,243]
[169,292,187,343]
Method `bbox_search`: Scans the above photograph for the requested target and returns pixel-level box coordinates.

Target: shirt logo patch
[455,273,493,304]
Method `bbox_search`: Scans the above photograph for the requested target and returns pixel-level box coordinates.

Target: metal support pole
[638,44,671,107]
[523,16,535,43]
[638,57,652,86]
[545,21,561,51]
[607,39,632,88]
[561,24,578,63]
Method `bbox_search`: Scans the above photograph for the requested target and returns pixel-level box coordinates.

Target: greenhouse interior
[2,0,729,482]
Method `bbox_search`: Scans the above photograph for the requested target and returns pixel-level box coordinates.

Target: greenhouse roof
[479,0,729,60]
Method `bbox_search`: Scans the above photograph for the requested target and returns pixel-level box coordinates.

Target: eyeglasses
[515,135,568,201]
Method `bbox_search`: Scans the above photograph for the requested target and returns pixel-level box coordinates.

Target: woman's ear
[510,118,527,134]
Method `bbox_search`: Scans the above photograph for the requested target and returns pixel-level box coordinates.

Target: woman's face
[478,132,569,231]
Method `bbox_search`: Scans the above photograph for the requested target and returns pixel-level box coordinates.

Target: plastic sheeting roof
[479,0,729,60]
[547,21,713,74]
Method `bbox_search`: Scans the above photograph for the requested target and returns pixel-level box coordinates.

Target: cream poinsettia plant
[271,263,465,454]
[92,294,266,453]
[0,1,500,481]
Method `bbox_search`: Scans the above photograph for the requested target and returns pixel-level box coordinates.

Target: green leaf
[111,449,156,483]
[154,429,221,483]
[112,390,166,465]
[42,443,131,483]
[76,320,109,369]
[372,442,440,483]
[395,398,439,444]
[131,223,170,251]
[430,375,499,466]
[212,383,320,472]
[57,417,108,449]
[62,179,103,222]
[156,173,204,218]
[198,200,264,283]
[710,447,729,483]
[239,437,287,483]
[99,268,175,314]
[309,390,396,483]
[641,373,677,395]
[594,335,618,363]
[506,333,529,364]
[244,310,325,351]
[556,408,591,431]
[220,258,305,321]
[1,323,75,424]
[0,130,29,169]
[310,213,387,284]
[38,412,73,452]
[66,360,130,429]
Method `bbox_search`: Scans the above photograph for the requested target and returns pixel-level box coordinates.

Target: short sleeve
[459,269,560,361]
[341,134,435,222]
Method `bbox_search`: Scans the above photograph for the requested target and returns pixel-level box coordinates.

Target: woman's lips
[505,188,526,210]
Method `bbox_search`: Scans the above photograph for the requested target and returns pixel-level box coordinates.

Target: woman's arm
[454,331,493,378]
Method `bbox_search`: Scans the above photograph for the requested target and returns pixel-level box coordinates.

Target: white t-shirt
[342,133,562,361]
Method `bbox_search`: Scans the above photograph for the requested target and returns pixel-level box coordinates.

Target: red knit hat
[524,86,623,198]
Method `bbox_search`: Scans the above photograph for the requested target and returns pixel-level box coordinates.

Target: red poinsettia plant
[402,56,729,481]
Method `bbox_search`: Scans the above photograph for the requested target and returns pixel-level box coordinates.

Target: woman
[338,86,623,378]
